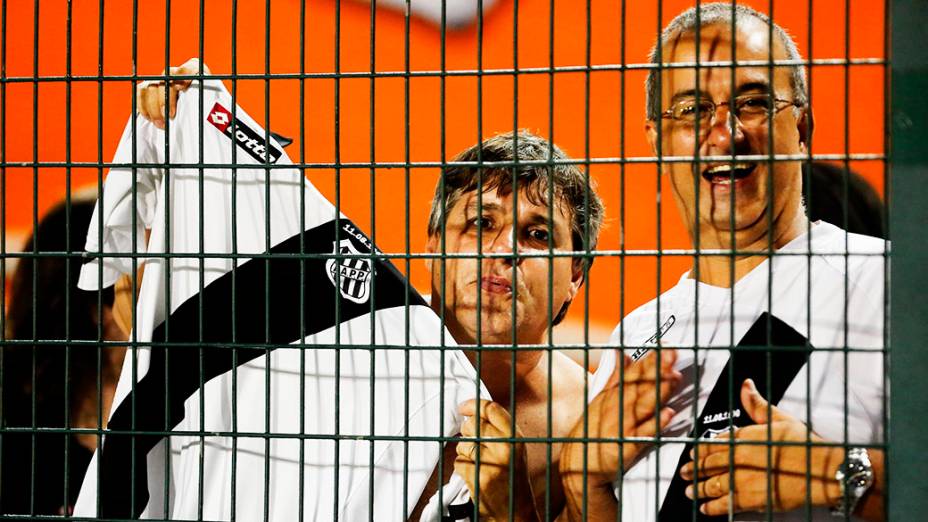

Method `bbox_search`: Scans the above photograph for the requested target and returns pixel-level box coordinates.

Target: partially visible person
[561,4,885,521]
[804,161,885,239]
[414,131,606,521]
[1,198,131,516]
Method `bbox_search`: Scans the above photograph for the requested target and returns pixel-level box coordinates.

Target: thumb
[741,379,787,424]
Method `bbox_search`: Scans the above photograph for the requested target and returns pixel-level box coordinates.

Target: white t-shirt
[590,222,886,521]
[74,80,487,521]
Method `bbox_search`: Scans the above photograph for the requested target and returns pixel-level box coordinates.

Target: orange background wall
[1,0,886,339]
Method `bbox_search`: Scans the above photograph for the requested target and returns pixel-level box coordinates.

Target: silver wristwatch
[831,447,874,517]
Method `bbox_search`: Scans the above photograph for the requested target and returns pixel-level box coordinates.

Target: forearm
[561,478,618,522]
[559,441,620,522]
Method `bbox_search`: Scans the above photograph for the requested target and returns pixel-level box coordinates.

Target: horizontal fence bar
[0,249,891,260]
[0,57,888,84]
[0,153,887,170]
[0,338,888,354]
[0,426,891,449]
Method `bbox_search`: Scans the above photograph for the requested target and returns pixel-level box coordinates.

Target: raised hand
[136,57,210,129]
[559,349,681,521]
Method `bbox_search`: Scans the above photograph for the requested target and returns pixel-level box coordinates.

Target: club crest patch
[326,239,373,304]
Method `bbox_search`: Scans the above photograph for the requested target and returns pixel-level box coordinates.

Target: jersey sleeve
[78,116,163,290]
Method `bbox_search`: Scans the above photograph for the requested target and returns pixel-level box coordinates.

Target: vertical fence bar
[297,0,308,520]
[97,0,109,516]
[366,2,378,519]
[196,2,207,520]
[689,3,702,520]
[508,2,520,521]
[331,1,342,519]
[473,0,485,517]
[29,1,39,511]
[652,1,663,519]
[544,0,556,518]
[764,3,777,520]
[229,1,241,519]
[437,0,448,515]
[804,1,816,520]
[616,0,627,519]
[263,2,273,520]
[889,1,928,520]
[401,0,412,515]
[366,1,378,519]
[162,1,174,517]
[62,0,74,513]
[0,0,6,508]
[129,0,140,515]
[841,2,853,521]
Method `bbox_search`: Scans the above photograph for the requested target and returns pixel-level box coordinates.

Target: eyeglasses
[661,93,802,129]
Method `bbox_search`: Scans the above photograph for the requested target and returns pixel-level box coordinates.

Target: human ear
[568,259,585,301]
[424,234,438,274]
[645,120,669,175]
[645,120,660,155]
[796,107,813,152]
[552,260,586,326]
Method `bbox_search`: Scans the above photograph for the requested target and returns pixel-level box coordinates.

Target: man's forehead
[659,23,791,95]
[661,21,788,65]
[460,189,572,222]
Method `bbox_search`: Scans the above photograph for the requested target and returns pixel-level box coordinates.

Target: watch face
[833,448,874,516]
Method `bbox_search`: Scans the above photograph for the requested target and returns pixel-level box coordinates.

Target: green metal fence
[0,0,922,520]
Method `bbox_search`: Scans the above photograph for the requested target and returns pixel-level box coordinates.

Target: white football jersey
[74,79,487,521]
[590,222,886,521]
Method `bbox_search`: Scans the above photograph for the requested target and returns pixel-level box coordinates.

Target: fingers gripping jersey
[74,80,486,521]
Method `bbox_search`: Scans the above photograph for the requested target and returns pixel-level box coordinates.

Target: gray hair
[428,130,605,264]
[645,3,808,121]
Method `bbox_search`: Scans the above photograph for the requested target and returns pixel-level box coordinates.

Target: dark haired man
[560,4,886,521]
[413,130,606,521]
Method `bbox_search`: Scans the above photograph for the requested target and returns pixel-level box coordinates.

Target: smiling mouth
[480,276,512,294]
[701,162,757,185]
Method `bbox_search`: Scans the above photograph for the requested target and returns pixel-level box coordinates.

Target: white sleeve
[78,116,163,290]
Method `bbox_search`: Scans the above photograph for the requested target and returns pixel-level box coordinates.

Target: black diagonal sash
[95,219,425,519]
[657,313,811,521]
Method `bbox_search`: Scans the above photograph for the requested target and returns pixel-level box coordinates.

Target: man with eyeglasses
[560,4,886,521]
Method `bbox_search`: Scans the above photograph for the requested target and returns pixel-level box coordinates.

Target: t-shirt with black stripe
[589,222,886,521]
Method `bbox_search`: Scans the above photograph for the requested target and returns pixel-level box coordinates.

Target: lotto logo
[207,103,232,132]
[206,102,281,164]
[209,111,228,126]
